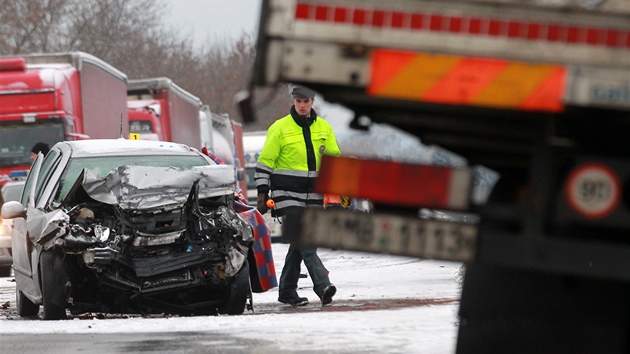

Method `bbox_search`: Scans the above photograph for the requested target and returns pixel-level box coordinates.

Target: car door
[13,149,63,301]
[11,153,44,298]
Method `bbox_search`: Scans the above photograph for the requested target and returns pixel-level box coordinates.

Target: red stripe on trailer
[411,13,424,30]
[508,21,526,38]
[391,11,405,28]
[372,10,386,27]
[333,7,347,23]
[294,2,630,49]
[295,3,309,19]
[449,16,463,33]
[430,15,443,31]
[315,5,328,21]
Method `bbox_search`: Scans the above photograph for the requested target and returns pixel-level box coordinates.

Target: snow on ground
[0,243,464,353]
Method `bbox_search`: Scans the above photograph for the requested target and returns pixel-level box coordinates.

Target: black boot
[320,284,336,306]
[278,292,309,306]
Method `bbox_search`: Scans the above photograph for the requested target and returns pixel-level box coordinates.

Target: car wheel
[40,248,67,320]
[16,289,39,317]
[219,259,251,315]
[0,266,11,277]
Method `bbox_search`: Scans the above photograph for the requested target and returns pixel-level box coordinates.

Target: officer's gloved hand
[257,193,269,214]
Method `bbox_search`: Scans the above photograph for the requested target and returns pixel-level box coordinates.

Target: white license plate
[300,208,478,262]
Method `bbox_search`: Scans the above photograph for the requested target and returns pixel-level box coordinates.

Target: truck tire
[219,259,251,315]
[16,289,39,317]
[457,263,630,353]
[40,248,67,320]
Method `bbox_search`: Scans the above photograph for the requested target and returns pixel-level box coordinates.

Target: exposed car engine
[40,165,254,316]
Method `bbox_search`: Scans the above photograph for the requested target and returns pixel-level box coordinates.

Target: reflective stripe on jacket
[323,194,341,207]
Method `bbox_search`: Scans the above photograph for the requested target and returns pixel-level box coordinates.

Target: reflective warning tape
[315,155,472,210]
[294,2,630,49]
[368,50,567,112]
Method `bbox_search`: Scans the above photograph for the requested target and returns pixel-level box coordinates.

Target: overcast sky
[164,0,263,46]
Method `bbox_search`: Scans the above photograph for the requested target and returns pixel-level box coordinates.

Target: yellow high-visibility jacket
[255,112,341,214]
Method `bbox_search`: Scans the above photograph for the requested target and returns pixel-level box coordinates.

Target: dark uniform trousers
[278,207,331,298]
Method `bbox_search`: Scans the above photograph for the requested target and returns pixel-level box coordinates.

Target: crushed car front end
[47,164,254,316]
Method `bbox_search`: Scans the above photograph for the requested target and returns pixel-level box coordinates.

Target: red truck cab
[0,52,128,186]
[127,77,202,148]
[127,99,164,141]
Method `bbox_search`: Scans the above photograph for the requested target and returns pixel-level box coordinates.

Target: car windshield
[56,154,209,201]
[129,120,154,133]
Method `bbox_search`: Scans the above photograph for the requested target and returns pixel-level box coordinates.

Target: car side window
[20,155,43,207]
[33,150,61,206]
[19,151,61,208]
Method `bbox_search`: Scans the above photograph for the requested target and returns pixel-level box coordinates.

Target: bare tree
[197,35,255,118]
[193,33,290,130]
[0,0,71,54]
[60,0,177,70]
[0,0,179,65]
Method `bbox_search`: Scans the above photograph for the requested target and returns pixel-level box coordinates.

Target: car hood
[71,164,235,210]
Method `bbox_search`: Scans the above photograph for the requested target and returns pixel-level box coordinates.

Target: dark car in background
[1,139,255,319]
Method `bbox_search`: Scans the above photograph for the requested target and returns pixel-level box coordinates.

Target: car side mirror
[1,201,26,219]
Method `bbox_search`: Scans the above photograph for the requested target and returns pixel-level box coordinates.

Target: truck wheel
[219,259,251,315]
[0,266,11,277]
[40,249,67,320]
[16,289,39,317]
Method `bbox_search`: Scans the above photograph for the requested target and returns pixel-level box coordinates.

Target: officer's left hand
[257,193,269,214]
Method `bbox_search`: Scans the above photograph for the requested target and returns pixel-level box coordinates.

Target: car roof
[55,139,200,158]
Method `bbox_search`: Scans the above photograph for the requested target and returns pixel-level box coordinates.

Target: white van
[243,131,282,239]
[243,131,267,204]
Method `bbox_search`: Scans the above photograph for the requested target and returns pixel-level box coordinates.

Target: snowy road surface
[0,243,463,353]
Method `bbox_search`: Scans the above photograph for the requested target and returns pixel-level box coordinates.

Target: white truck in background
[243,131,268,204]
[243,130,282,239]
[199,105,214,154]
[199,109,249,198]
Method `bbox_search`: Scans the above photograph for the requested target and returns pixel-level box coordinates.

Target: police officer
[255,85,340,306]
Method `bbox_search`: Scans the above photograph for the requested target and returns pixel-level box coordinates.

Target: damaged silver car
[1,139,257,320]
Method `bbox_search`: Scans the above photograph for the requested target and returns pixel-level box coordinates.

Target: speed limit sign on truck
[564,163,621,219]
